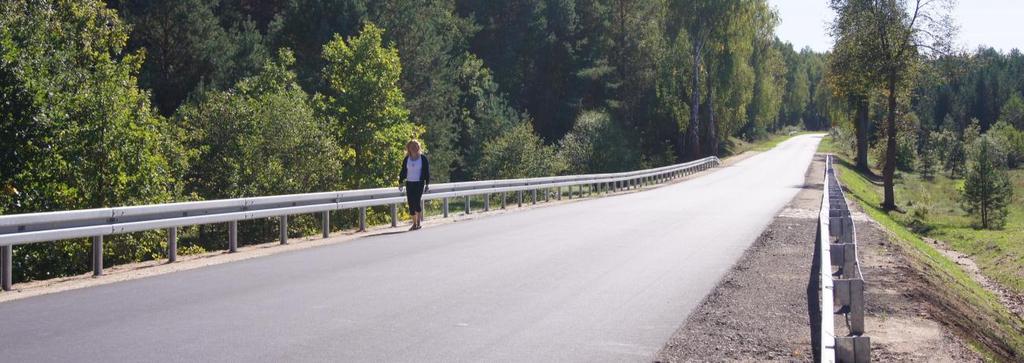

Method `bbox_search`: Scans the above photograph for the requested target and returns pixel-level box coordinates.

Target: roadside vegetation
[2,0,832,282]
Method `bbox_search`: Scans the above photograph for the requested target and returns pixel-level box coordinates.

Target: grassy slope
[899,171,1024,294]
[821,137,1024,360]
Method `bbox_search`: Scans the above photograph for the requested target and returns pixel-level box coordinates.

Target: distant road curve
[0,134,823,362]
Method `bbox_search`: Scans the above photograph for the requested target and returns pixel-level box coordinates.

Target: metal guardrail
[816,155,870,362]
[0,156,721,291]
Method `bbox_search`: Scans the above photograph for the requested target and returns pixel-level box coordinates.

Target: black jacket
[398,155,430,186]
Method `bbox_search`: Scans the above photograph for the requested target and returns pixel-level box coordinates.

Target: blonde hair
[405,139,422,155]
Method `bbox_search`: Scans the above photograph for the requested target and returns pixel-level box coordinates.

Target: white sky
[768,0,1024,53]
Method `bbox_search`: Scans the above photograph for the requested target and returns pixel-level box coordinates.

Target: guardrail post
[517,190,523,207]
[92,235,103,276]
[532,190,537,204]
[484,194,490,211]
[167,227,177,263]
[836,336,870,363]
[849,279,865,335]
[841,243,857,278]
[464,196,471,215]
[556,188,562,200]
[228,221,238,252]
[502,192,507,209]
[322,211,331,238]
[390,204,398,227]
[1,245,12,291]
[443,197,449,217]
[279,216,288,245]
[359,207,367,231]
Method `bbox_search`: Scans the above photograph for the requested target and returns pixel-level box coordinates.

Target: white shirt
[406,156,423,182]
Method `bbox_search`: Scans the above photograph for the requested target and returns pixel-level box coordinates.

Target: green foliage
[368,0,479,182]
[930,129,967,177]
[918,136,938,180]
[1002,93,1024,130]
[475,123,565,179]
[744,5,785,138]
[987,121,1024,169]
[962,137,1013,229]
[0,0,185,281]
[872,112,918,172]
[177,49,345,247]
[118,0,269,115]
[320,23,423,189]
[454,54,527,179]
[179,49,346,199]
[557,111,641,174]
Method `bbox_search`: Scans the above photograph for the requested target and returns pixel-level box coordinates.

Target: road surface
[0,134,822,362]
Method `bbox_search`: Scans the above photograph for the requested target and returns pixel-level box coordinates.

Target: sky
[768,0,1024,53]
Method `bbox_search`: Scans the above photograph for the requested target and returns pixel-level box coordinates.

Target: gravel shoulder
[655,154,980,362]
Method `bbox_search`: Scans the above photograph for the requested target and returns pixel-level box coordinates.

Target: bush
[178,50,347,246]
[557,111,641,174]
[475,122,565,179]
[930,130,966,177]
[1,0,186,281]
[961,136,1013,229]
[987,120,1024,169]
[829,126,857,158]
[1002,92,1024,130]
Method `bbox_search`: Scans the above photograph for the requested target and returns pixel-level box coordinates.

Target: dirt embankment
[656,154,980,362]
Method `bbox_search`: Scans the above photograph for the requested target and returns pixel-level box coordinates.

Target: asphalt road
[0,134,822,362]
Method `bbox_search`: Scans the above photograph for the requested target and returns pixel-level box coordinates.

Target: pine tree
[961,137,1014,229]
[919,136,937,180]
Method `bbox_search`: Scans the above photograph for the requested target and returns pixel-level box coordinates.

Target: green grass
[820,137,1024,359]
[817,134,837,154]
[899,171,1024,294]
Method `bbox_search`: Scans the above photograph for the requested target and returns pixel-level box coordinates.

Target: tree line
[1,0,826,281]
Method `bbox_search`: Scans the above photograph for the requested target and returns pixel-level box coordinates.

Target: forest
[1,0,835,281]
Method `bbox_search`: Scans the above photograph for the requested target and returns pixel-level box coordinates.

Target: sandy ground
[655,154,980,362]
[0,155,750,304]
[853,213,980,361]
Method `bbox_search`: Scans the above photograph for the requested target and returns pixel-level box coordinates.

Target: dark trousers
[406,181,424,214]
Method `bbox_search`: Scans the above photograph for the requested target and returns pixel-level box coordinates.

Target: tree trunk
[854,95,870,172]
[704,79,718,156]
[686,49,702,160]
[882,75,898,211]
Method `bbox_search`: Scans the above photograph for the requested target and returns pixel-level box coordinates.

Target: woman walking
[399,140,430,230]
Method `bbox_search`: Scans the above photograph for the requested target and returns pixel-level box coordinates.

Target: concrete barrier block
[836,336,870,363]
